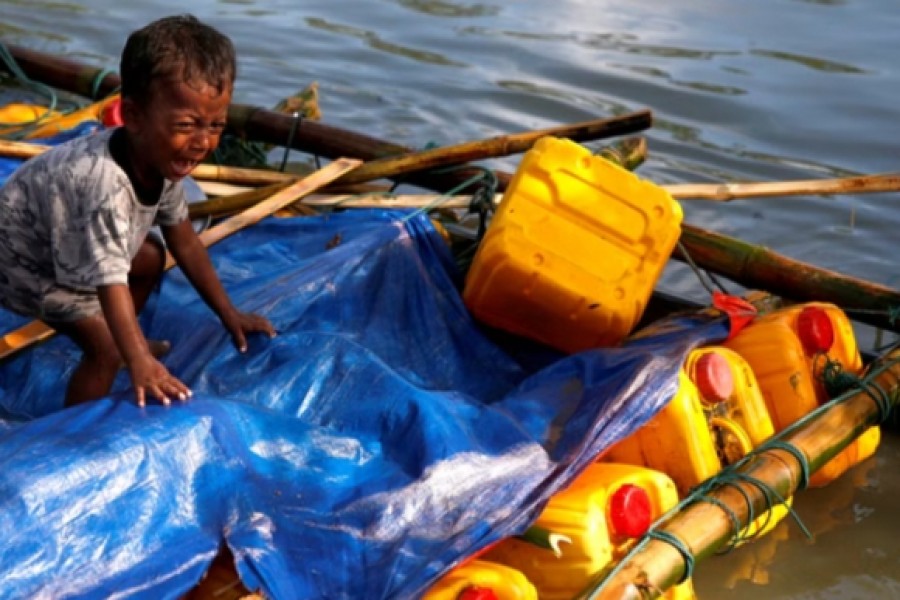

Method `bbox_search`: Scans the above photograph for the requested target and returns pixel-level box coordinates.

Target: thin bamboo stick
[590,346,900,599]
[665,172,900,201]
[0,138,299,185]
[292,169,900,208]
[0,158,361,362]
[195,180,255,197]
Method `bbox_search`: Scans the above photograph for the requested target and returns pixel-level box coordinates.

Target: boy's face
[122,77,232,185]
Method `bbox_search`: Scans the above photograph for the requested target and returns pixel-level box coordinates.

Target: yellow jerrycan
[482,462,696,600]
[421,559,538,600]
[462,136,682,352]
[604,347,790,539]
[0,96,121,140]
[724,302,879,487]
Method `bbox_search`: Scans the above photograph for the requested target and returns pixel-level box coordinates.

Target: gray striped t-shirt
[0,129,188,322]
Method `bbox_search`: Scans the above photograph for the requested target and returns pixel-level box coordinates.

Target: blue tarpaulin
[0,132,729,598]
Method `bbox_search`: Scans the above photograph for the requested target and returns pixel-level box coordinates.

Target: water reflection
[396,0,500,18]
[615,63,747,96]
[696,442,899,598]
[751,49,866,73]
[305,17,465,67]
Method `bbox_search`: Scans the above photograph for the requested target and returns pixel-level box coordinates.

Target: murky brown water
[3,0,899,596]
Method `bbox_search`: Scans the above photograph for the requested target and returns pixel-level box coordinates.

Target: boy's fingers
[232,331,248,353]
[249,315,275,335]
[136,387,146,408]
[170,377,192,402]
[154,385,171,406]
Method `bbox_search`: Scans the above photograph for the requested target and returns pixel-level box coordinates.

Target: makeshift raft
[1,43,898,600]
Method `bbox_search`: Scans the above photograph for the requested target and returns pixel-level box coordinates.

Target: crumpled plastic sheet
[0,141,729,599]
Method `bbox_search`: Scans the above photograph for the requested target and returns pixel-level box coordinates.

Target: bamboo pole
[188,182,293,219]
[666,172,900,201]
[0,139,298,185]
[590,346,900,599]
[0,139,45,160]
[0,158,361,362]
[675,224,900,333]
[196,180,255,197]
[290,169,900,209]
[326,111,652,187]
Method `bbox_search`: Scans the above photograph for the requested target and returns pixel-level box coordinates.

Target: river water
[2,0,899,598]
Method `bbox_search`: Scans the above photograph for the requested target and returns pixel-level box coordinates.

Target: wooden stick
[326,111,653,187]
[188,182,293,219]
[0,158,361,362]
[195,180,255,197]
[0,138,298,185]
[665,172,900,201]
[292,169,900,209]
[591,347,900,599]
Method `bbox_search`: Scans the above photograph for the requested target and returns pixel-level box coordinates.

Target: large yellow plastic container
[605,371,721,495]
[422,559,538,600]
[482,462,695,600]
[684,347,775,449]
[462,136,683,353]
[604,348,791,539]
[724,302,880,487]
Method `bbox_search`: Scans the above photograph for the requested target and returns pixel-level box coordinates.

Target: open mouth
[170,159,199,179]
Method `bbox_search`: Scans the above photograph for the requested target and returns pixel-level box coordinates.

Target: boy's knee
[83,340,123,372]
[131,237,166,280]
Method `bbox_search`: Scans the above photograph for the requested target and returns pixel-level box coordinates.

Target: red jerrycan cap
[608,483,652,538]
[693,351,734,404]
[797,306,834,354]
[101,98,123,128]
[458,586,499,600]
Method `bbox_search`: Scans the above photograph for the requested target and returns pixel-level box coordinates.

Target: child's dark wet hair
[120,14,236,105]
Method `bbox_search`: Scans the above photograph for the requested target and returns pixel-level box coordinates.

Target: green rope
[844,305,900,327]
[725,470,811,540]
[89,67,118,100]
[0,40,87,140]
[278,111,302,172]
[400,165,498,226]
[819,354,861,398]
[691,494,743,553]
[644,530,695,582]
[817,352,897,422]
[675,240,729,296]
[762,439,811,491]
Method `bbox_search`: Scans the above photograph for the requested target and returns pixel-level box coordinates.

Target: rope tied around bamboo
[581,348,900,599]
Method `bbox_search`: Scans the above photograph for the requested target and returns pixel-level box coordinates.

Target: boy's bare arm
[162,219,275,351]
[98,284,191,406]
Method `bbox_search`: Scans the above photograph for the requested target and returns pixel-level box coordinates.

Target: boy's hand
[224,311,276,353]
[128,353,193,407]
